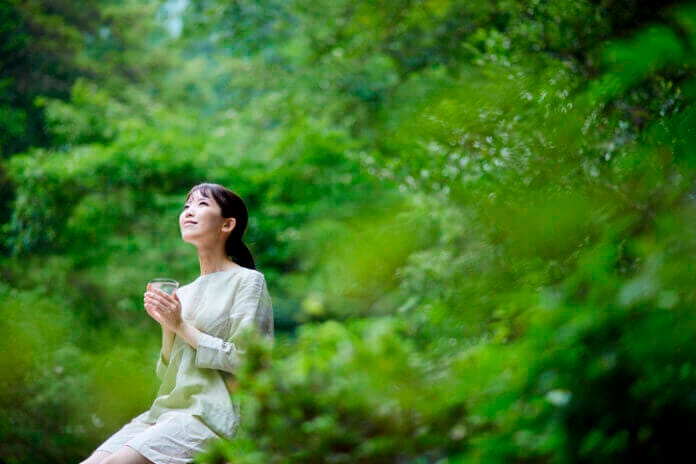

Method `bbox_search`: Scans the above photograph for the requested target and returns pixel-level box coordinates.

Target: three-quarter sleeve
[195,272,273,374]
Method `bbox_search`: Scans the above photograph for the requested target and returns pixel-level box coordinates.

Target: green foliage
[189,1,696,463]
[0,0,101,156]
[2,0,696,462]
[0,283,160,462]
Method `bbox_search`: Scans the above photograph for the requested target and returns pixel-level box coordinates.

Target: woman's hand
[144,284,183,333]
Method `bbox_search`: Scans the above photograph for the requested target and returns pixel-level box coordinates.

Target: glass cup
[148,278,179,295]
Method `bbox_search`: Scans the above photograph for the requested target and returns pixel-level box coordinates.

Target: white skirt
[95,410,221,464]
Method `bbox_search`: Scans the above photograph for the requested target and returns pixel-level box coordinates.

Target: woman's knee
[100,446,153,464]
[80,450,111,464]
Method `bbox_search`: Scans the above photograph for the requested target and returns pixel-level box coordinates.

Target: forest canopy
[1,0,695,462]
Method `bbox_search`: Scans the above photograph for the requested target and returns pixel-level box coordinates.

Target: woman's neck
[197,248,238,275]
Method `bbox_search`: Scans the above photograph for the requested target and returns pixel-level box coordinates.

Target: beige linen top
[142,267,273,438]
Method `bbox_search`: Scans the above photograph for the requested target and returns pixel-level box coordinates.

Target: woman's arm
[144,284,179,363]
[192,273,273,374]
[175,321,201,350]
[145,285,179,379]
[161,327,175,363]
[146,273,273,374]
[155,327,176,380]
[145,288,202,350]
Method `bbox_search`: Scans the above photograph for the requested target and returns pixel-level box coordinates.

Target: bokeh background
[2,0,696,462]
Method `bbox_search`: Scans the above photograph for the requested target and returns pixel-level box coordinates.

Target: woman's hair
[185,182,256,270]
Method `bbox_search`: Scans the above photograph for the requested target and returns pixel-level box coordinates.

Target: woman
[81,183,274,464]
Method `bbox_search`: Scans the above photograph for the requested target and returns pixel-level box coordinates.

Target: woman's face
[179,189,235,247]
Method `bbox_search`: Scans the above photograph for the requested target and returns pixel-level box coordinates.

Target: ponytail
[226,236,256,270]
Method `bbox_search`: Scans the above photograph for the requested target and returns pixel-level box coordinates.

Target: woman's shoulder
[240,266,264,279]
[237,267,267,288]
[182,266,266,291]
[208,266,266,287]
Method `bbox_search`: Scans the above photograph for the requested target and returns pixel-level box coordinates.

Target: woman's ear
[222,217,236,233]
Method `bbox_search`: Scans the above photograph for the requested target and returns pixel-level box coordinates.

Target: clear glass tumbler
[148,278,179,295]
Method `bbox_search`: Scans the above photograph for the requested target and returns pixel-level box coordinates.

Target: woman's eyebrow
[185,197,209,204]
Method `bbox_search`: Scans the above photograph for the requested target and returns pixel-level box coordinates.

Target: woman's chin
[180,233,200,245]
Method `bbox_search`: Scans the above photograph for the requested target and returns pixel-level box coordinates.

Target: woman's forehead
[186,188,211,202]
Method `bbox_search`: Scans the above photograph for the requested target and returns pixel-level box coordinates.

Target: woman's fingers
[146,305,166,325]
[146,289,177,309]
[145,290,168,305]
[144,289,181,332]
[145,301,158,316]
[151,288,173,300]
[145,305,158,321]
[144,298,157,313]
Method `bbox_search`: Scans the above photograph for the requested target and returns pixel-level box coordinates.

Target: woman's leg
[80,450,111,464]
[100,446,154,464]
[83,411,152,463]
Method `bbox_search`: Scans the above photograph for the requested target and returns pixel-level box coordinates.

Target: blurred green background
[2,0,696,462]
